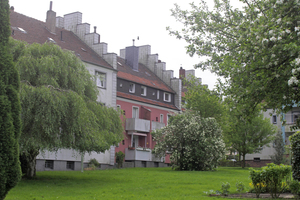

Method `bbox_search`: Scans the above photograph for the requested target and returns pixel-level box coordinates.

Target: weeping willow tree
[9,39,124,178]
[0,0,21,199]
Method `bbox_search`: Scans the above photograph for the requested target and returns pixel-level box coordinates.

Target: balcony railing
[125,148,152,161]
[151,121,165,130]
[125,118,150,132]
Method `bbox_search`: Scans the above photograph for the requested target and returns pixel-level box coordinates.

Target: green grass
[6,167,257,200]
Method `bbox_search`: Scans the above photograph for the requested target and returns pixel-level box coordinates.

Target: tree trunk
[20,149,39,178]
[242,154,246,168]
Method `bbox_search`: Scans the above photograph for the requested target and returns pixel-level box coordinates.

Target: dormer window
[141,86,147,96]
[129,83,135,93]
[164,92,171,102]
[95,71,106,88]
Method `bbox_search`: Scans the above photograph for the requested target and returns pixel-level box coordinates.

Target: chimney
[179,66,185,80]
[46,1,56,33]
[125,46,139,71]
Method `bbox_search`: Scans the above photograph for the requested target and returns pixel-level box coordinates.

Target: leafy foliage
[88,158,100,168]
[271,131,285,165]
[0,0,22,199]
[168,0,300,121]
[9,39,124,177]
[221,182,230,196]
[250,164,291,198]
[290,131,300,181]
[115,151,125,168]
[225,103,276,168]
[153,111,225,171]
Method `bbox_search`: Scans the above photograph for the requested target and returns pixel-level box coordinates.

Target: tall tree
[226,103,276,168]
[153,111,225,171]
[0,1,22,199]
[168,0,300,122]
[9,39,124,178]
[270,131,285,165]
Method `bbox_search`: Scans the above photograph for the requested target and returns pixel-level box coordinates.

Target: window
[141,86,147,96]
[132,107,139,118]
[45,160,54,169]
[129,83,135,93]
[254,157,260,162]
[66,161,74,170]
[164,92,171,102]
[272,115,277,124]
[167,114,171,125]
[95,71,106,88]
[293,113,300,123]
[157,90,160,99]
[160,114,164,123]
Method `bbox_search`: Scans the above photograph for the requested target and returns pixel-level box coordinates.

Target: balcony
[125,148,152,161]
[284,122,300,133]
[151,121,165,130]
[125,118,150,132]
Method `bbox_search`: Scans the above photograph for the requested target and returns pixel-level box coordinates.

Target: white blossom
[262,38,269,43]
[292,69,297,74]
[276,0,283,4]
[288,76,299,86]
[275,74,280,78]
[283,96,287,99]
[295,27,300,31]
[295,58,300,65]
[286,29,291,34]
[278,36,282,40]
[270,36,277,42]
[269,30,274,35]
[277,18,281,24]
[271,54,276,58]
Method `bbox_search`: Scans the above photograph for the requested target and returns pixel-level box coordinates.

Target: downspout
[281,113,286,144]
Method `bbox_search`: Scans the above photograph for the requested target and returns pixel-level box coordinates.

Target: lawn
[6,167,257,200]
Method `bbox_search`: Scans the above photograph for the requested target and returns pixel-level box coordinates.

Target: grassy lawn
[6,167,257,200]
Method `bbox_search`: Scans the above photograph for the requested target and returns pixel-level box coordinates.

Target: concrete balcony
[125,148,152,161]
[284,123,300,133]
[151,121,165,131]
[125,118,150,132]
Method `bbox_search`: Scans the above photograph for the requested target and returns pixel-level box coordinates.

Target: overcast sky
[9,0,243,90]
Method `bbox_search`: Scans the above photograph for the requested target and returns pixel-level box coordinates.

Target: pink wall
[115,99,174,163]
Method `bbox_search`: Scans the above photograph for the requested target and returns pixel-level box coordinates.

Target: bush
[115,151,125,168]
[290,132,300,181]
[249,163,291,198]
[221,182,230,196]
[153,111,225,171]
[290,180,300,199]
[88,158,100,168]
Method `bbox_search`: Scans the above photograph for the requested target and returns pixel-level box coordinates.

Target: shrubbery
[290,132,300,181]
[249,163,291,198]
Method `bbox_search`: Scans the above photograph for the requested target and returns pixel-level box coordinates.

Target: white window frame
[141,86,147,96]
[129,83,135,93]
[160,114,164,123]
[132,106,139,119]
[95,71,106,88]
[164,92,171,102]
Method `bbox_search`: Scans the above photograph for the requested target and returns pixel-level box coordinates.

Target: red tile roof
[9,11,113,70]
[117,91,180,111]
[117,57,174,93]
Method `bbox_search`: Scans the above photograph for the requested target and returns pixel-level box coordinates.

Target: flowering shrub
[249,164,291,198]
[152,111,225,171]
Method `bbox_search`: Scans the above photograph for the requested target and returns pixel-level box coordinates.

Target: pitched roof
[9,11,113,70]
[117,57,174,93]
[117,92,180,111]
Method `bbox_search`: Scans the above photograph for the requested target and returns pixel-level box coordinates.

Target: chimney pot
[50,1,52,11]
[94,26,97,33]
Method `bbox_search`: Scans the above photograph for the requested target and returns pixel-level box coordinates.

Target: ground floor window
[45,160,54,169]
[66,161,75,170]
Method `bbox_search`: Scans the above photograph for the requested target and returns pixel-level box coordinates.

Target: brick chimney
[125,45,139,71]
[179,66,185,80]
[46,1,56,33]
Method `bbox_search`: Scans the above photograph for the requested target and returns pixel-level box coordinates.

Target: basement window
[253,157,260,162]
[45,160,54,169]
[66,161,75,170]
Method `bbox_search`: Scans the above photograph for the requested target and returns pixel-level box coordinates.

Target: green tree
[0,0,22,199]
[168,0,300,121]
[183,76,231,146]
[9,39,124,178]
[153,111,225,171]
[226,104,276,168]
[271,131,285,165]
[290,131,300,181]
